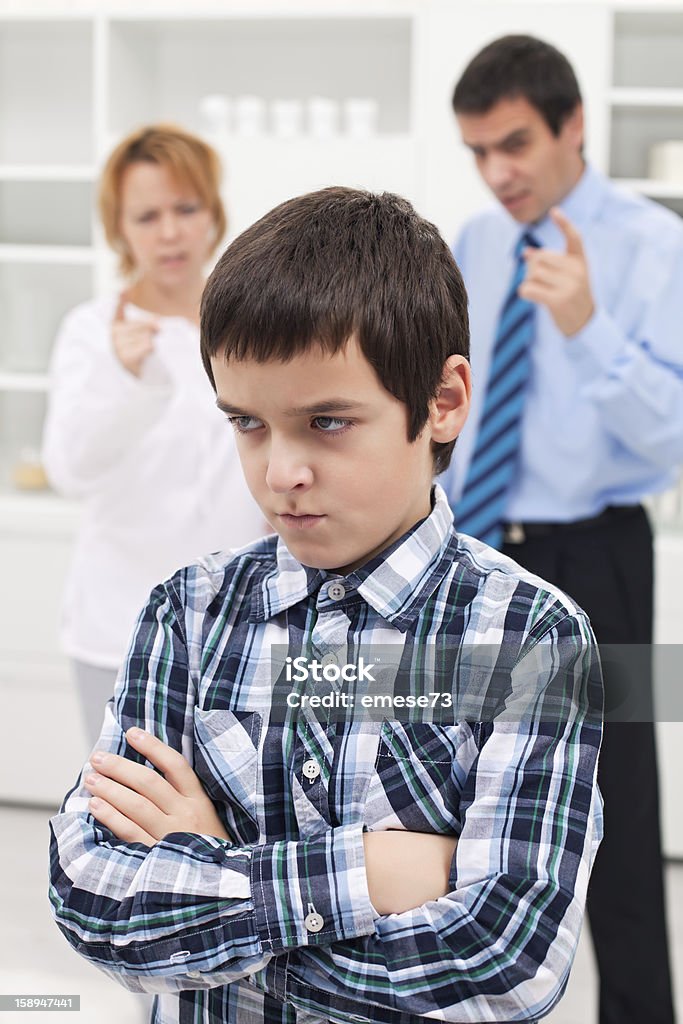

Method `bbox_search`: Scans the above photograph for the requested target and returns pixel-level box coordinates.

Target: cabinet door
[0,517,88,805]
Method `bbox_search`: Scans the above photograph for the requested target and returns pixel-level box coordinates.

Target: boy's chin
[281,537,367,575]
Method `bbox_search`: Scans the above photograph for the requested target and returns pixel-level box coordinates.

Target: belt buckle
[504,522,526,544]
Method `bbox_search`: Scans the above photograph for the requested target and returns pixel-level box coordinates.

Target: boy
[49,187,603,1023]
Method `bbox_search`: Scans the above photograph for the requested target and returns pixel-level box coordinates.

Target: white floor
[1,804,681,1024]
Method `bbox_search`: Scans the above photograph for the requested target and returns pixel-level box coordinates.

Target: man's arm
[521,207,683,469]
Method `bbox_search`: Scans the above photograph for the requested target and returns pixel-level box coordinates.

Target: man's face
[456,96,584,224]
[211,338,464,575]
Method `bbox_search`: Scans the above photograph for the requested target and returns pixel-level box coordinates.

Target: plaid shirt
[49,485,603,1024]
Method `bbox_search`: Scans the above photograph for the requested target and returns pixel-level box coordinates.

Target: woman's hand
[111,293,159,378]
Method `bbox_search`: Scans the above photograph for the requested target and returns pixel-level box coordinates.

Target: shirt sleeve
[48,577,376,995]
[568,239,683,470]
[41,303,173,498]
[282,612,604,1023]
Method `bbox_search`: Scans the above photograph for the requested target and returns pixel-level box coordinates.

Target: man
[442,33,683,1024]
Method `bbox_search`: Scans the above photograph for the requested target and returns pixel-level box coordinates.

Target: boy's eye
[227,415,262,433]
[313,416,350,432]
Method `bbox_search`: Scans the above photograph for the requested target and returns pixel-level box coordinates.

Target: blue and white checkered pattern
[456,233,539,547]
[49,486,603,1023]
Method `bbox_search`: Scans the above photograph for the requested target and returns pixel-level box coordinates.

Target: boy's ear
[429,355,471,443]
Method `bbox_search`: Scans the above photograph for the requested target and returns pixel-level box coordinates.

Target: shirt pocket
[193,708,262,844]
[364,721,462,834]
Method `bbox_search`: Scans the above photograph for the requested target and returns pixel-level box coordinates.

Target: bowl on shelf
[648,141,683,183]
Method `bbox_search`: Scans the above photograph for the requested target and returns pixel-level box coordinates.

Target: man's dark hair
[452,35,582,136]
[201,186,469,475]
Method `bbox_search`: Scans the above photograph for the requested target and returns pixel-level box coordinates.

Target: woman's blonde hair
[98,123,227,277]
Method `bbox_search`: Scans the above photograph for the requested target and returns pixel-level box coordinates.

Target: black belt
[503,504,642,544]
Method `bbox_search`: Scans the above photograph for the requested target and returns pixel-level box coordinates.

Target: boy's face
[212,338,467,575]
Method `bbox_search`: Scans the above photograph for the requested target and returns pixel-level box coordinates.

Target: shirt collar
[509,161,607,256]
[251,484,458,630]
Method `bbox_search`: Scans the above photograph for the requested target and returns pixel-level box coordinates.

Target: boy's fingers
[88,797,156,847]
[89,750,179,814]
[125,728,206,798]
[84,770,166,834]
[550,206,585,257]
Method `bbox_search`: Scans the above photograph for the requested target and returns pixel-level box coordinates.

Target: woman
[42,124,263,745]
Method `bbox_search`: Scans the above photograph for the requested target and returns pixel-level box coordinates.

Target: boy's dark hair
[200,186,469,475]
[452,35,582,136]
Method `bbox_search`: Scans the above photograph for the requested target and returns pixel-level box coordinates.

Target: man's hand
[363,830,458,915]
[518,207,595,337]
[111,293,159,378]
[84,727,231,848]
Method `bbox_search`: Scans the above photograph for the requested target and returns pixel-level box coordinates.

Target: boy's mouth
[278,513,326,530]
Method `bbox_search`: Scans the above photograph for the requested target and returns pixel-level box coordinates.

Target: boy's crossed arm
[84,726,458,916]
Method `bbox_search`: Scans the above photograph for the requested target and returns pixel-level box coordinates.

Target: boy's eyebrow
[216,398,367,416]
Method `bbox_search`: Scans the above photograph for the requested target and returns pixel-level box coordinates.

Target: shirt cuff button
[304,904,324,933]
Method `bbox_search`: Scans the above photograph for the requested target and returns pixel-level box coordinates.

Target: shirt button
[187,970,201,979]
[304,911,325,933]
[321,652,338,668]
[327,582,346,601]
[302,759,321,782]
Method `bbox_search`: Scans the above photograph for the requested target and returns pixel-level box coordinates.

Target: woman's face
[117,160,216,287]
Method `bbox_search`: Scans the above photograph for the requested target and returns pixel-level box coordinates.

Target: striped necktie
[455,231,539,548]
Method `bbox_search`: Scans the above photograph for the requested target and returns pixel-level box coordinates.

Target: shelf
[0,373,49,393]
[0,180,93,247]
[608,87,683,107]
[0,490,80,535]
[0,245,94,265]
[0,165,96,182]
[614,178,683,198]
[107,17,412,138]
[609,106,683,180]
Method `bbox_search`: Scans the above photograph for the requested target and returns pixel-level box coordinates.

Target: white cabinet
[0,4,422,505]
[1,2,683,835]
[0,1,425,807]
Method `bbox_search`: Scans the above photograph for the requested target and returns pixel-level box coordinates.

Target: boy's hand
[84,728,231,848]
[518,207,595,337]
[363,830,458,915]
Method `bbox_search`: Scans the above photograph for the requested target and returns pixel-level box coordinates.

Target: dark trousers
[503,506,676,1024]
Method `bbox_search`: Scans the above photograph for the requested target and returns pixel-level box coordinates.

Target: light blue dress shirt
[440,163,683,522]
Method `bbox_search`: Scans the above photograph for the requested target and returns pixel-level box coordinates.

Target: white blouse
[42,295,264,668]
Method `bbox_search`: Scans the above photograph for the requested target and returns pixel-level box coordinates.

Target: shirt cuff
[565,306,628,375]
[249,824,376,953]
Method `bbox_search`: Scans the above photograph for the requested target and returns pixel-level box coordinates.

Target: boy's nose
[265,446,314,493]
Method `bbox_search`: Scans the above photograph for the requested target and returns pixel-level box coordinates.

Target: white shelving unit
[1,2,682,841]
[0,4,421,515]
[606,7,683,532]
[0,1,426,805]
